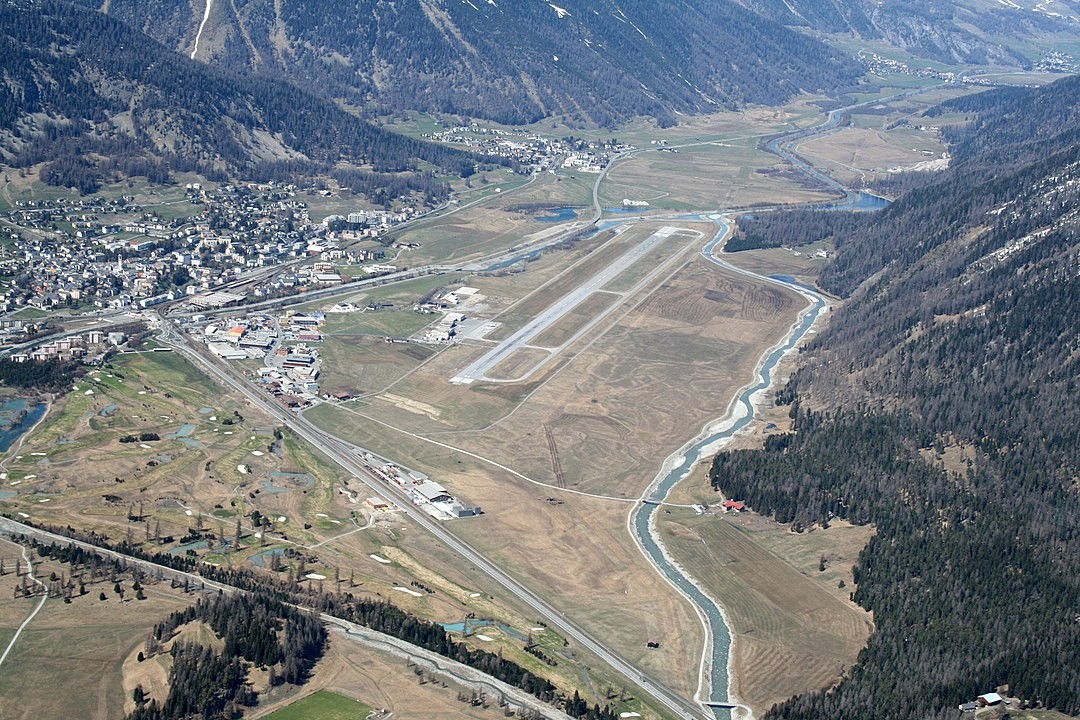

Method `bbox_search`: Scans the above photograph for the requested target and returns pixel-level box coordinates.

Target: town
[421,122,633,175]
[0,181,413,322]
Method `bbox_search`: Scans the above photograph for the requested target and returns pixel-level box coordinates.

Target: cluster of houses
[253,344,322,408]
[1035,50,1079,73]
[7,329,125,363]
[0,318,49,346]
[958,690,1010,713]
[322,209,421,240]
[862,53,957,82]
[192,308,327,405]
[422,123,632,176]
[0,181,399,314]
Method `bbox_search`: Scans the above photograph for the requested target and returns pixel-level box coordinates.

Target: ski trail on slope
[191,0,213,60]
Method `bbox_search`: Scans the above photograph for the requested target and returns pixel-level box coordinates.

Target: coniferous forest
[19,534,618,720]
[711,76,1080,719]
[69,0,863,129]
[125,592,326,720]
[0,1,507,194]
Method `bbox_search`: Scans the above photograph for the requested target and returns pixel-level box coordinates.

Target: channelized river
[629,221,827,718]
[625,112,895,715]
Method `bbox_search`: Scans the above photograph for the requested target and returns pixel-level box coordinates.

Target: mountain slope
[711,77,1080,718]
[739,0,1080,67]
[0,0,489,189]
[76,0,864,127]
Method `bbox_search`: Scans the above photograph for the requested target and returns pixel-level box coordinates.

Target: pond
[535,206,579,222]
[0,399,48,453]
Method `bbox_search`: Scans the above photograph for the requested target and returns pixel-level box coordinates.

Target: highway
[152,316,710,720]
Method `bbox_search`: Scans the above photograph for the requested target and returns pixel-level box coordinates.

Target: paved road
[152,318,709,720]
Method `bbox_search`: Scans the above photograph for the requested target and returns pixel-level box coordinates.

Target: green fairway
[263,691,373,720]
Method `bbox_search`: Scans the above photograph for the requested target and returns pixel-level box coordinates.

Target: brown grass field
[789,83,980,189]
[464,229,610,303]
[0,554,194,720]
[599,230,700,294]
[316,334,436,396]
[481,227,638,342]
[397,173,597,266]
[442,257,804,496]
[529,291,621,349]
[0,351,578,677]
[720,244,832,289]
[252,633,506,720]
[484,347,553,381]
[657,509,874,715]
[600,140,833,211]
[304,250,814,700]
[794,125,945,187]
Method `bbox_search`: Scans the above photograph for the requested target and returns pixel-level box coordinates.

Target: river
[623,89,915,716]
[629,217,827,718]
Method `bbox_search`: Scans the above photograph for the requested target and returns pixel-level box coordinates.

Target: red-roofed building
[723,500,747,512]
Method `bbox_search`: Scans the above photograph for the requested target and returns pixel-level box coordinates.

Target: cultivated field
[720,243,833,289]
[316,334,436,397]
[259,690,373,720]
[791,84,980,189]
[252,636,511,720]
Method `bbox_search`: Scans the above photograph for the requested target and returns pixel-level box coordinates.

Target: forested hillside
[711,76,1080,718]
[0,0,495,190]
[737,0,1074,67]
[75,0,863,127]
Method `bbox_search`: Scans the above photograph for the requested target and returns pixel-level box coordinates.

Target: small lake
[0,399,48,453]
[535,206,578,222]
[164,424,203,448]
[441,619,529,642]
[250,548,285,567]
[168,539,208,556]
[262,471,314,494]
